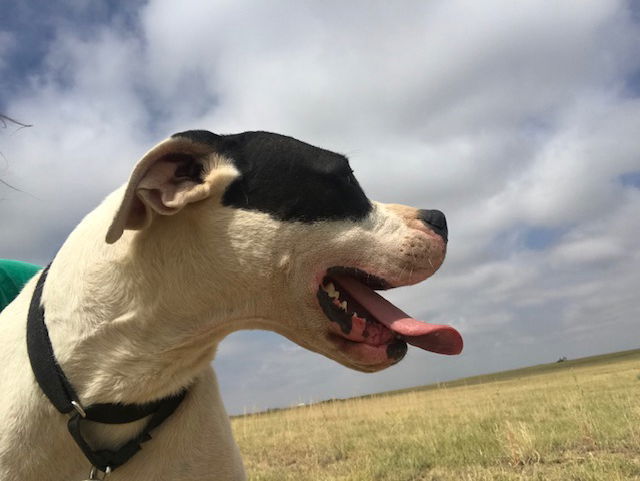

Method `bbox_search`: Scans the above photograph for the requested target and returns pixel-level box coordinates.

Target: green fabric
[0,259,42,312]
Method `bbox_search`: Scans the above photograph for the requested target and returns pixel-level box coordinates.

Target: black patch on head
[173,130,372,223]
[172,130,220,146]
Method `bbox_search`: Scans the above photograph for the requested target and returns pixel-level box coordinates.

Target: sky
[1,0,639,415]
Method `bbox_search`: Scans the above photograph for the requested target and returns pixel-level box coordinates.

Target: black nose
[417,209,448,242]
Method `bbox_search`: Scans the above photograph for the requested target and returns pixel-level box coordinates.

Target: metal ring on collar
[86,465,111,480]
[71,400,87,418]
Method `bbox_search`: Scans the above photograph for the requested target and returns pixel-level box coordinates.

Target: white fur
[0,136,446,480]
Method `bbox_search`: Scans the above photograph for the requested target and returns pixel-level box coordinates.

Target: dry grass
[232,350,640,480]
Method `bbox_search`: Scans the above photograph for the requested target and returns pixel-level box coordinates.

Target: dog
[0,130,461,480]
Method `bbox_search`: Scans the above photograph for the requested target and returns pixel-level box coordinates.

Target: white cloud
[551,236,625,265]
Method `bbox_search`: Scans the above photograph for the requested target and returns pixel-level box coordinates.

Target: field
[231,349,640,481]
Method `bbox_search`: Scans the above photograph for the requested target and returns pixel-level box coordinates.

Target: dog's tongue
[333,276,463,355]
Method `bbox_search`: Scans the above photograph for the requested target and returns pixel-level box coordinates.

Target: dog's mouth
[317,267,463,369]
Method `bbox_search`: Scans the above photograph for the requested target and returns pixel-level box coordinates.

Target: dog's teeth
[340,301,348,311]
[324,282,340,299]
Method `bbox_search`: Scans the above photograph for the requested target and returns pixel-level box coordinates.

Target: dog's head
[107,130,462,373]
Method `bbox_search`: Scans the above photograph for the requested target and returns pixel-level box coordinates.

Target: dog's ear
[106,136,238,244]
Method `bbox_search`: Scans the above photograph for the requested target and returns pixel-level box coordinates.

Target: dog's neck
[40,190,264,407]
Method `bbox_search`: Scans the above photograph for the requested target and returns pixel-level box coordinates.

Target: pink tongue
[333,276,463,355]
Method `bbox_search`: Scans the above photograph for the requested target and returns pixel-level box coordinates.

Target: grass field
[232,349,640,480]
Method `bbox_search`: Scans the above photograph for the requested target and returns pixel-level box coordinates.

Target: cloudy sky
[1,0,639,414]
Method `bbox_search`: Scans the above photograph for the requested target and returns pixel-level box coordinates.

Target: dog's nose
[417,209,448,242]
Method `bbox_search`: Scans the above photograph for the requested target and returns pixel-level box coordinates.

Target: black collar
[27,264,187,475]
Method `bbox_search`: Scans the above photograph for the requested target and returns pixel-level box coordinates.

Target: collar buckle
[86,466,111,481]
[71,400,87,418]
[85,465,111,480]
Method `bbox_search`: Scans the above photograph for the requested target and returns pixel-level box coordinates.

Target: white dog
[0,130,461,480]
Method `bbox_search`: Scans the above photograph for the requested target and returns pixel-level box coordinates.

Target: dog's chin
[326,335,407,373]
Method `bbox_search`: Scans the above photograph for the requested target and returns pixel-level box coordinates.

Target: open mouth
[317,267,463,368]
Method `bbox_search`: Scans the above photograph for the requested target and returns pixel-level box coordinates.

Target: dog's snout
[417,209,448,242]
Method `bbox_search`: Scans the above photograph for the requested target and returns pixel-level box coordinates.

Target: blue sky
[1,0,640,414]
